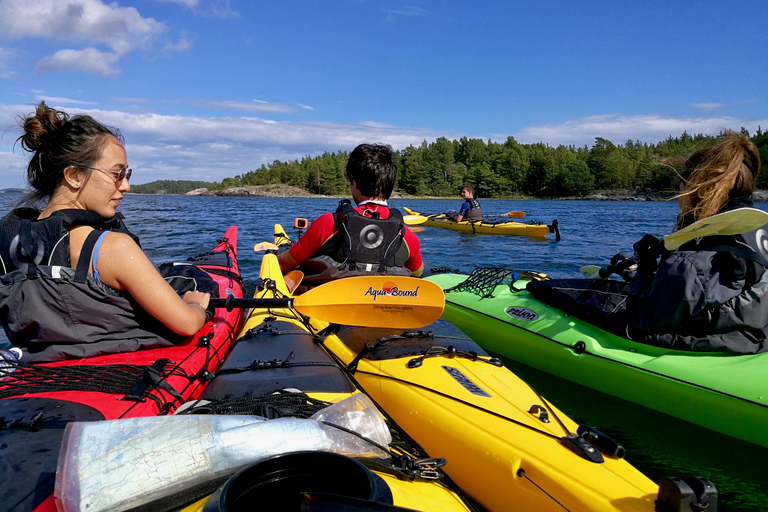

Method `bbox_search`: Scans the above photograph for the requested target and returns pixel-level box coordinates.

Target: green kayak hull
[426,272,768,449]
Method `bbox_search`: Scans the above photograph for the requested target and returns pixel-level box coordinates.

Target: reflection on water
[1,191,767,510]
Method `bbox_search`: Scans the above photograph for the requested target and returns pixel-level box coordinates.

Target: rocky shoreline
[186,184,320,197]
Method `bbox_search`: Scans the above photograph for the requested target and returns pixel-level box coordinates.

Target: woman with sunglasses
[0,101,211,362]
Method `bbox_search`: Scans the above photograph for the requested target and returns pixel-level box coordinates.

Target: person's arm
[453,201,471,222]
[403,228,423,277]
[276,213,335,273]
[278,249,301,274]
[90,232,209,336]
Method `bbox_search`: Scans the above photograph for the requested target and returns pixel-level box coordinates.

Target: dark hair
[17,101,123,205]
[462,184,475,195]
[671,131,761,229]
[345,143,397,199]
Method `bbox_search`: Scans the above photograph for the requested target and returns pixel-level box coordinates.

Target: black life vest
[0,208,139,274]
[297,200,411,285]
[0,208,183,363]
[463,198,484,221]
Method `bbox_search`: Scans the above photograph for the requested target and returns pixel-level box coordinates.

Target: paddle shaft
[210,297,292,310]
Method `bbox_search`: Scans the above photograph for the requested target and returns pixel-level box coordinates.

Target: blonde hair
[672,132,760,230]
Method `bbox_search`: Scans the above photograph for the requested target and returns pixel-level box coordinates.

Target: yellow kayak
[404,206,560,239]
[206,225,658,512]
[176,239,473,512]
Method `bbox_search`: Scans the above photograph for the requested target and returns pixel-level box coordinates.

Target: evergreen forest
[139,129,768,198]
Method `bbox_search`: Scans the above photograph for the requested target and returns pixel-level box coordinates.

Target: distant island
[130,129,768,201]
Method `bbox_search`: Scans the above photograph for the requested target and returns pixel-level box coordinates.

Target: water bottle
[0,347,22,377]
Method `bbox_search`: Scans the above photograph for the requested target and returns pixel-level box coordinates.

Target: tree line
[136,129,768,197]
[129,180,213,195]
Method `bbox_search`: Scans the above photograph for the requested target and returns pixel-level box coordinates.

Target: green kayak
[426,269,768,449]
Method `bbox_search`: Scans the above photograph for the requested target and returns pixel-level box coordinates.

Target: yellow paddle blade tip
[254,242,279,252]
[403,215,427,225]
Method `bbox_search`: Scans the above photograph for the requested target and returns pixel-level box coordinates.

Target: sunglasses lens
[119,168,132,181]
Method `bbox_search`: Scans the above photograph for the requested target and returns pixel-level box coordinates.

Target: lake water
[1,191,767,510]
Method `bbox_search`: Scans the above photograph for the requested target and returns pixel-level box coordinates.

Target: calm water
[2,191,767,510]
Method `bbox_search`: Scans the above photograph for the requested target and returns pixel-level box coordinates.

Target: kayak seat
[201,321,355,399]
[527,278,631,337]
[0,397,104,512]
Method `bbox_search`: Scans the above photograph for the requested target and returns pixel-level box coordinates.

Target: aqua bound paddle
[580,208,768,278]
[210,276,445,329]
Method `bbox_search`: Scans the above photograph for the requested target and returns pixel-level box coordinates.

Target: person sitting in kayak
[624,132,767,353]
[278,143,423,283]
[0,102,212,362]
[530,132,767,354]
[447,184,484,222]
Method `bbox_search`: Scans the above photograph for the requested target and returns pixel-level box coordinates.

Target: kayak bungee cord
[258,278,580,442]
[313,328,586,511]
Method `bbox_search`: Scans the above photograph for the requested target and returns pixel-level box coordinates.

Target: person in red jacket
[278,143,423,283]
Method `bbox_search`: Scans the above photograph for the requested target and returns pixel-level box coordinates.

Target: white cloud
[152,0,238,18]
[192,99,299,114]
[163,37,193,52]
[689,103,727,112]
[34,94,98,105]
[0,0,167,75]
[154,0,199,6]
[511,114,768,147]
[0,0,167,54]
[380,6,428,17]
[0,46,23,80]
[34,48,120,76]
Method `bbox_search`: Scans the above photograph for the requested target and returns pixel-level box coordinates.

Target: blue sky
[1,0,766,189]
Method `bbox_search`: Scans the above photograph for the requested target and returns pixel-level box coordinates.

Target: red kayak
[0,226,245,512]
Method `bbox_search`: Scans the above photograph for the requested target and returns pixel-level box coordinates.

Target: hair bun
[19,102,69,153]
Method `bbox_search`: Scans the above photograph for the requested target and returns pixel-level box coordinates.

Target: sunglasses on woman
[77,165,133,182]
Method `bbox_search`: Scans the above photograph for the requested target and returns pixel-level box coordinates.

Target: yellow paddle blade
[284,270,304,294]
[403,214,428,225]
[409,227,425,232]
[663,208,768,250]
[254,242,279,252]
[274,224,292,246]
[295,276,445,328]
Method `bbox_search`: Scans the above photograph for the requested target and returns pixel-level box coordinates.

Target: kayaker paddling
[278,143,424,284]
[0,102,212,362]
